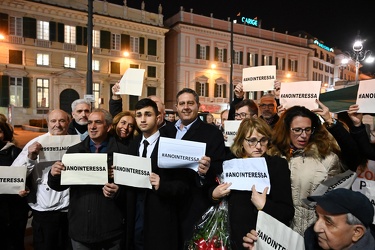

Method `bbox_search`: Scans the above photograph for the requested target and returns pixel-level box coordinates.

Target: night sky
[109,0,375,74]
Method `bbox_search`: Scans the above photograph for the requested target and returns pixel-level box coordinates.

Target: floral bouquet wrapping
[186,199,231,250]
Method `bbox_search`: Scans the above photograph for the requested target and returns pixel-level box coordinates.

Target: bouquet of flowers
[186,199,231,250]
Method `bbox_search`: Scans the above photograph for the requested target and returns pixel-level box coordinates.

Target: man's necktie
[94,144,101,153]
[142,140,149,158]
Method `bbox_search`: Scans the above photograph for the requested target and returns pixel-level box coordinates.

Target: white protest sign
[222,158,270,193]
[116,68,145,96]
[280,81,321,110]
[356,79,375,113]
[0,166,27,194]
[224,120,241,147]
[242,66,276,92]
[303,170,357,207]
[157,137,206,170]
[255,211,305,250]
[113,153,152,189]
[61,153,108,185]
[38,135,80,162]
[351,178,375,224]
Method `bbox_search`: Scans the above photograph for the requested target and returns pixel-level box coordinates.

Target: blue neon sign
[241,17,258,27]
[313,40,334,52]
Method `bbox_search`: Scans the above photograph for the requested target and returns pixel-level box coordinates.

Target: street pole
[229,19,234,102]
[86,0,93,95]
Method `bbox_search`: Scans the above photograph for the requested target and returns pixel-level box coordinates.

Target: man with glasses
[234,99,258,121]
[258,94,279,128]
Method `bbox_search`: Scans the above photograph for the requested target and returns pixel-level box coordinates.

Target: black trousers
[31,210,72,250]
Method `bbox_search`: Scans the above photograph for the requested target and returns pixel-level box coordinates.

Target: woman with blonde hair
[212,117,294,249]
[269,105,343,235]
[111,111,139,147]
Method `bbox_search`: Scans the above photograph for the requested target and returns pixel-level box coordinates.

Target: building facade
[0,0,168,126]
[164,9,312,112]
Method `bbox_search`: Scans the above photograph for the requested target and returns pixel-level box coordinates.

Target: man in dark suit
[126,98,179,250]
[164,88,226,247]
[48,108,127,249]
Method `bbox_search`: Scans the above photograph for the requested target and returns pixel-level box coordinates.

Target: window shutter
[206,46,210,60]
[223,49,227,62]
[195,82,200,95]
[0,75,9,107]
[223,84,227,98]
[100,30,111,49]
[23,17,36,39]
[0,13,9,35]
[295,61,298,72]
[240,51,243,65]
[283,58,286,70]
[147,39,157,56]
[121,34,130,51]
[57,23,64,43]
[196,44,200,59]
[247,53,250,66]
[255,54,258,66]
[205,83,208,97]
[214,47,218,61]
[139,37,145,54]
[269,56,273,65]
[288,59,291,71]
[22,77,30,108]
[76,26,83,45]
[49,21,56,41]
[214,84,218,97]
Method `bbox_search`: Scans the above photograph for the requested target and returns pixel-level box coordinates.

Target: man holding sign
[48,109,128,249]
[12,109,73,250]
[125,98,179,250]
[164,88,225,247]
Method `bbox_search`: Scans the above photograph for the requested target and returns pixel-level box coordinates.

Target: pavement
[13,126,45,250]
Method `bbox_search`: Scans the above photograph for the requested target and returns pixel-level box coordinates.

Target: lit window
[200,46,207,60]
[37,53,49,66]
[37,78,49,108]
[93,30,100,48]
[93,82,100,108]
[93,60,100,71]
[10,77,23,107]
[64,56,76,68]
[64,25,76,44]
[37,21,49,40]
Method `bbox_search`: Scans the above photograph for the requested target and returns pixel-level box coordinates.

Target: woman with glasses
[269,105,342,235]
[211,117,294,249]
[111,111,139,147]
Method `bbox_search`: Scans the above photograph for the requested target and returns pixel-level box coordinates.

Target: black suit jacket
[163,118,226,246]
[125,134,179,250]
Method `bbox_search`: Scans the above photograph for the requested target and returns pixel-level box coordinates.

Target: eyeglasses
[234,112,251,119]
[290,127,315,135]
[244,137,269,147]
[259,104,275,109]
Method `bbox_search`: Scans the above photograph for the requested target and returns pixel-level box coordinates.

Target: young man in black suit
[126,98,179,250]
[164,88,226,247]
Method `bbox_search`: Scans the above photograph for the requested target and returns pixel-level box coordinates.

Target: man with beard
[68,99,91,140]
[258,94,279,128]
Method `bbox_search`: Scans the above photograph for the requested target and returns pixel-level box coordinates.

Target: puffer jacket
[288,144,342,235]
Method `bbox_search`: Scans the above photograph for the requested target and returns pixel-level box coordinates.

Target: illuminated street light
[341,32,373,84]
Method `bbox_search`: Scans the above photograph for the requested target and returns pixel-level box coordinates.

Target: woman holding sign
[269,105,343,235]
[211,117,294,249]
[0,120,29,250]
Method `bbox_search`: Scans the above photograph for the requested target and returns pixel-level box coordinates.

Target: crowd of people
[0,81,374,250]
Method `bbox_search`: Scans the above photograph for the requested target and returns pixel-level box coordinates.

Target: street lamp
[341,32,374,84]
